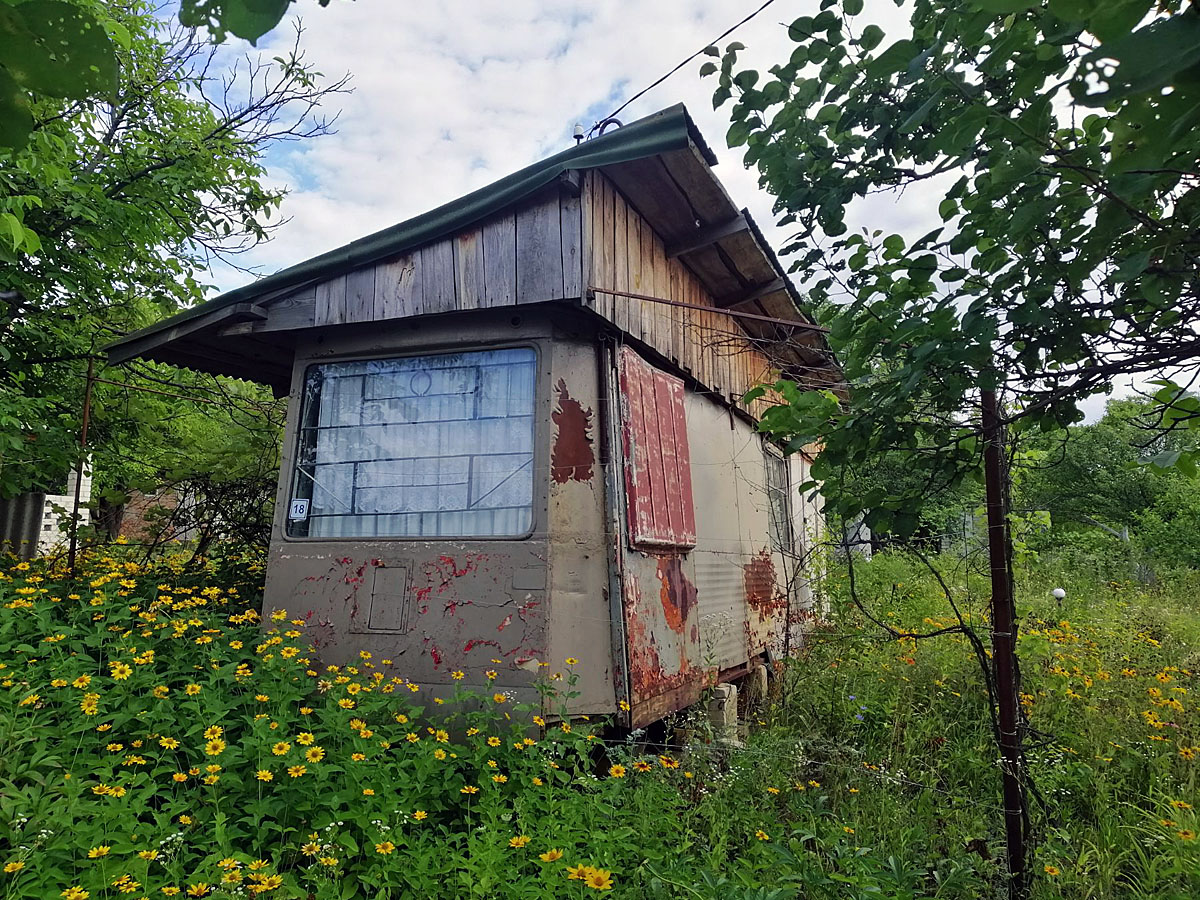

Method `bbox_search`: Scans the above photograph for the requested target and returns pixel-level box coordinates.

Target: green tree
[0,0,326,149]
[0,1,347,500]
[711,2,1200,893]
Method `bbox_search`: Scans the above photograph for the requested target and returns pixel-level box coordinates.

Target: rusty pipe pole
[981,387,1027,899]
[68,357,95,574]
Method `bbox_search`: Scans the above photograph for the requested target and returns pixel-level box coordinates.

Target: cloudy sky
[206,0,922,290]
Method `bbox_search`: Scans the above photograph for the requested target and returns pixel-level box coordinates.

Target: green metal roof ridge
[107,104,709,355]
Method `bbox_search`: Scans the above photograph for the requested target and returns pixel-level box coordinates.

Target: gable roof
[105,104,833,391]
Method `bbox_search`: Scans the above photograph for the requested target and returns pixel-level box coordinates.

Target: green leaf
[858,24,884,51]
[1082,13,1200,105]
[698,61,717,77]
[215,0,292,45]
[866,39,915,77]
[898,89,943,133]
[843,0,864,15]
[0,1,118,98]
[0,64,31,149]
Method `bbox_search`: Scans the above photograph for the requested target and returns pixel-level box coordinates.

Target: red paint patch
[550,379,595,484]
[656,555,697,634]
[464,638,502,654]
[497,614,512,631]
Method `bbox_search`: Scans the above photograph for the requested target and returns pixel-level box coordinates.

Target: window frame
[281,341,544,543]
[764,442,793,555]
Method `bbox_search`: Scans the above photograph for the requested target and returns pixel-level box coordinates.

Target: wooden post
[981,388,1027,899]
[68,357,95,574]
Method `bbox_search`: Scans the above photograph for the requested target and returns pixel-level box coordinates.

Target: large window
[286,347,537,539]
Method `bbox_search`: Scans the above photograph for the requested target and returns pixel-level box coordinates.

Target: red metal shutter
[618,346,696,548]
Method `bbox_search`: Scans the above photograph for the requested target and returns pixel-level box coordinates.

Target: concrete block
[707,683,738,743]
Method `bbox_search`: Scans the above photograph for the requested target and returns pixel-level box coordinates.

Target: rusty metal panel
[617,346,696,549]
[622,550,708,728]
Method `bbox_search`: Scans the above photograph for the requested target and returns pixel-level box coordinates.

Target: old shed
[108,105,839,727]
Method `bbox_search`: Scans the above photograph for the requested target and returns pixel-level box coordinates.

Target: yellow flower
[487,736,501,747]
[509,835,531,848]
[300,843,320,857]
[351,752,366,761]
[203,725,223,740]
[185,684,201,696]
[337,698,355,709]
[375,841,395,854]
[584,868,613,891]
[256,769,273,782]
[843,826,855,834]
[756,830,770,841]
[609,764,626,778]
[287,765,306,778]
[296,732,315,746]
[566,657,579,665]
[1044,865,1060,876]
[305,746,325,763]
[204,738,226,756]
[1180,746,1197,760]
[532,776,544,786]
[566,865,590,880]
[659,756,679,769]
[172,772,188,783]
[633,761,652,773]
[433,749,447,760]
[138,850,158,860]
[413,810,427,820]
[1179,830,1197,841]
[87,846,110,858]
[766,787,780,795]
[159,737,180,750]
[493,692,507,704]
[539,848,563,862]
[186,884,210,897]
[61,888,90,900]
[271,742,290,756]
[110,662,132,680]
[4,861,25,873]
[318,857,338,867]
[461,785,479,795]
[493,774,508,783]
[72,675,92,689]
[362,788,375,795]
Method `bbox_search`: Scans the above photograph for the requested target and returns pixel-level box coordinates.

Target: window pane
[765,450,791,553]
[287,348,536,538]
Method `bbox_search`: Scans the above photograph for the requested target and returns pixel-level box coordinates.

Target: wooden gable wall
[582,171,782,420]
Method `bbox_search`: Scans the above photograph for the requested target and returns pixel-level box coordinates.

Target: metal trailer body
[105,104,837,728]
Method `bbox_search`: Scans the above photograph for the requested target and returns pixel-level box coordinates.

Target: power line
[590,0,783,135]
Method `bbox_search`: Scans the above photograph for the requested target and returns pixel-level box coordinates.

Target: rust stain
[655,555,696,634]
[550,379,595,484]
[744,549,786,622]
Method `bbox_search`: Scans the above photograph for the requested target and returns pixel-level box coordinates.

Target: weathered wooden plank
[314,274,347,327]
[580,172,595,315]
[560,191,582,299]
[659,145,739,227]
[638,211,657,345]
[717,228,777,286]
[482,212,516,307]
[602,157,698,245]
[420,240,456,314]
[454,228,485,310]
[613,184,630,335]
[264,286,315,331]
[596,177,615,323]
[515,194,564,303]
[345,267,376,323]
[373,253,419,319]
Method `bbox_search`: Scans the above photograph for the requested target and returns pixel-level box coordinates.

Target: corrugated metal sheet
[618,346,696,549]
[0,493,46,561]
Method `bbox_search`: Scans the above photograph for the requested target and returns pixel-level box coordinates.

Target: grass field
[1,547,1196,899]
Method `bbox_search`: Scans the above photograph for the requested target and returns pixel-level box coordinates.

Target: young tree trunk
[982,389,1028,899]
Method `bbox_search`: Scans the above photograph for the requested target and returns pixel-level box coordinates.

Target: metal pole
[981,388,1027,899]
[68,357,95,574]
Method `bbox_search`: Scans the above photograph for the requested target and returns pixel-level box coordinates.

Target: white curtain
[289,348,536,538]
